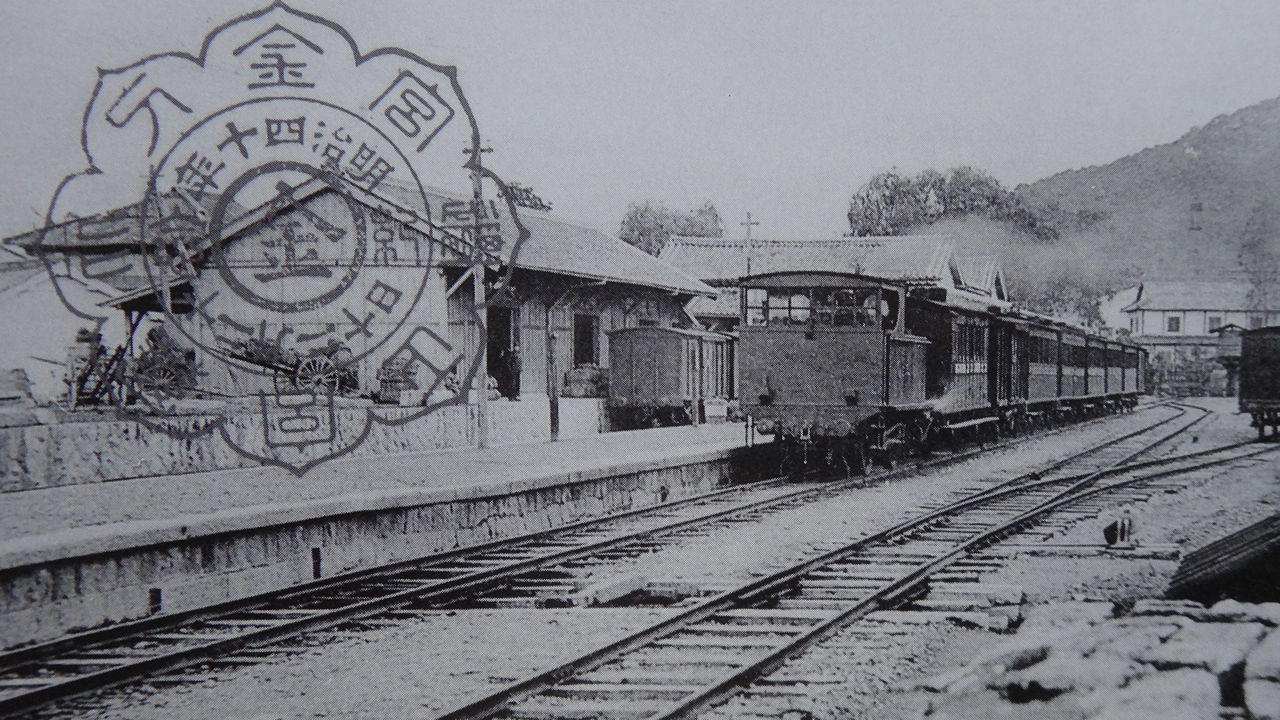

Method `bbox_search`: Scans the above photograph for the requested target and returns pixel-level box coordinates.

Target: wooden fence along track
[0,402,1203,717]
[430,403,1277,720]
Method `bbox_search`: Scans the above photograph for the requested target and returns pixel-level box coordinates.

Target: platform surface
[0,422,753,570]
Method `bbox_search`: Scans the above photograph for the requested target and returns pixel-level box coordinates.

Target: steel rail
[0,401,1144,672]
[0,406,1176,716]
[427,403,1221,720]
[650,440,1277,720]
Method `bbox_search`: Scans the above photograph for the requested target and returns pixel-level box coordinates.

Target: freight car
[738,270,1146,474]
[606,326,734,428]
[1239,326,1280,439]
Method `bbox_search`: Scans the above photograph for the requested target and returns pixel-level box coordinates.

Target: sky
[1,0,1279,242]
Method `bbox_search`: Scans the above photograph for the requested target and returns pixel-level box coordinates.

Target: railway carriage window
[833,289,860,306]
[767,289,792,324]
[880,290,899,330]
[1029,336,1044,364]
[832,289,879,327]
[789,292,811,324]
[751,287,882,327]
[745,289,767,326]
[810,288,834,324]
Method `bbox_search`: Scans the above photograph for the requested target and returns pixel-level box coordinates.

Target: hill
[1016,95,1280,281]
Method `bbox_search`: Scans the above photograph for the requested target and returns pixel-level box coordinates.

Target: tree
[1238,200,1280,314]
[847,166,1056,240]
[505,182,552,212]
[678,201,724,238]
[619,200,724,256]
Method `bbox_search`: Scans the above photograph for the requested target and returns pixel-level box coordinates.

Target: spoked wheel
[829,436,867,478]
[137,366,184,400]
[879,450,897,470]
[779,452,806,480]
[296,355,339,394]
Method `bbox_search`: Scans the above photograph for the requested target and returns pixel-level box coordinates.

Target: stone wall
[0,397,604,492]
[0,442,760,649]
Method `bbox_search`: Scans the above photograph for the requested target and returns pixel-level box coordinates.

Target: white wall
[0,271,128,403]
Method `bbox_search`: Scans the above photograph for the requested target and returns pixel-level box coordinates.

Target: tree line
[846,166,1057,241]
[613,166,1152,327]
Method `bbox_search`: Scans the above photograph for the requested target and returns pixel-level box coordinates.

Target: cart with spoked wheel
[223,338,358,395]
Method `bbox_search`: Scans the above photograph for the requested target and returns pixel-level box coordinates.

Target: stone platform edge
[0,444,744,574]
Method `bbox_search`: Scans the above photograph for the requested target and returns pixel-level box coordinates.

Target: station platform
[0,422,763,649]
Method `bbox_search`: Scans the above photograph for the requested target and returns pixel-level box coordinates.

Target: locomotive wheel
[779,452,803,480]
[296,356,339,394]
[137,366,185,399]
[879,450,897,470]
[852,441,872,476]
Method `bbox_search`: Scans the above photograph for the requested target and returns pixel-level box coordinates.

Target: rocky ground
[21,399,1276,720]
[920,598,1280,720]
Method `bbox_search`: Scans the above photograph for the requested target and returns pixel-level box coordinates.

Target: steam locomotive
[739,270,1146,474]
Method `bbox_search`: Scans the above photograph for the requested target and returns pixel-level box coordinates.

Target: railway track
[0,402,1200,717]
[428,404,1274,720]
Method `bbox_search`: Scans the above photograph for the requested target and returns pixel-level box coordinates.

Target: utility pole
[741,212,760,277]
[466,140,494,448]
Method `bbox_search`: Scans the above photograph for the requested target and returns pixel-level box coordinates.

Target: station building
[2,179,711,427]
[1120,280,1280,395]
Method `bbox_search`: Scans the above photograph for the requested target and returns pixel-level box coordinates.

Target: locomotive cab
[739,271,921,473]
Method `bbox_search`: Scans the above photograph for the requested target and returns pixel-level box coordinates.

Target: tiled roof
[510,212,712,296]
[5,194,248,253]
[0,247,44,295]
[659,235,957,285]
[687,285,740,318]
[376,182,712,296]
[5,181,712,298]
[1123,281,1267,312]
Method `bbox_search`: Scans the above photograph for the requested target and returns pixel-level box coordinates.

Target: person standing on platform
[506,343,522,400]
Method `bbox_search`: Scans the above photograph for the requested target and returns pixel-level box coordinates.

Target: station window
[1250,315,1264,329]
[573,314,598,366]
[744,287,879,327]
[1208,316,1222,332]
[1166,316,1181,333]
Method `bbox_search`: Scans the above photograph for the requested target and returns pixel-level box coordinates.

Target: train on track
[739,269,1147,474]
[1239,325,1280,439]
[606,326,735,428]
